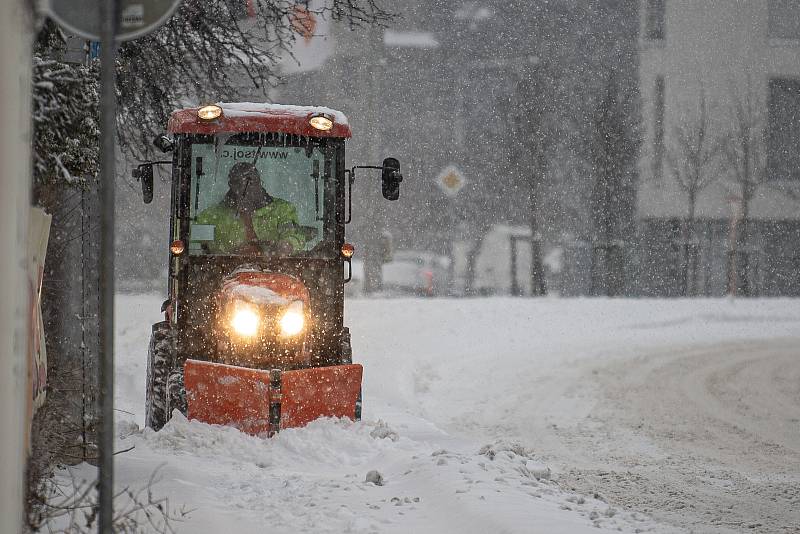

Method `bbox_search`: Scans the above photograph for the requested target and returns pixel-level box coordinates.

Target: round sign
[46,0,183,41]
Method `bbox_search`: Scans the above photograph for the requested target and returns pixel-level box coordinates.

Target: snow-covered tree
[32,20,99,199]
[117,0,393,159]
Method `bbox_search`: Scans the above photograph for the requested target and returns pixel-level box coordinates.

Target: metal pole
[98,0,118,531]
[509,235,519,296]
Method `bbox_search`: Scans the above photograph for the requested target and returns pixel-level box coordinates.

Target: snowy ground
[55,295,799,533]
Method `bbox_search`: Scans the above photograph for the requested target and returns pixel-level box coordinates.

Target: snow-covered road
[543,339,800,533]
[54,295,799,533]
[347,297,800,534]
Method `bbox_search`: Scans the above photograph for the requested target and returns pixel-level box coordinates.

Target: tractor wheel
[145,321,174,431]
[166,367,187,418]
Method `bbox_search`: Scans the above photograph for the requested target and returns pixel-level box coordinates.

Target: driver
[195,162,305,255]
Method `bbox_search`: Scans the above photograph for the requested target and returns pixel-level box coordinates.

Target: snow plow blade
[183,359,362,436]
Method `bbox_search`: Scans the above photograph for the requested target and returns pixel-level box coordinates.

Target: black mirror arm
[351,165,384,171]
[137,160,172,170]
[134,161,172,183]
[338,164,401,223]
[134,160,172,179]
[341,166,381,223]
[339,168,358,224]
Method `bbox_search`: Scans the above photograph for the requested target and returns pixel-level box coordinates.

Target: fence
[36,180,101,463]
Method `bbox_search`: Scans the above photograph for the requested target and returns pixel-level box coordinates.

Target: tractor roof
[168,102,352,138]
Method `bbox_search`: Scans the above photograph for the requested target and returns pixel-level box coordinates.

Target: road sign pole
[98,0,118,531]
[435,166,466,295]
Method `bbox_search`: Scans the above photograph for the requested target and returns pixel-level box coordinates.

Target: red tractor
[134,103,401,435]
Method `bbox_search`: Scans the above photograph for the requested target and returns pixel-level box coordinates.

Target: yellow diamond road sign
[436,165,466,197]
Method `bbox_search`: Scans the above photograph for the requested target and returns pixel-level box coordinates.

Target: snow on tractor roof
[168,102,352,138]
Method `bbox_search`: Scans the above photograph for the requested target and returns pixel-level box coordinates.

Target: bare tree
[28,465,190,533]
[664,87,722,295]
[589,73,637,296]
[117,0,394,160]
[511,69,549,296]
[721,79,767,296]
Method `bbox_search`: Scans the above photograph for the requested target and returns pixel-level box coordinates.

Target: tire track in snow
[552,339,800,534]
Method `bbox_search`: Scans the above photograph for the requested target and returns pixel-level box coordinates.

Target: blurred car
[381,250,451,296]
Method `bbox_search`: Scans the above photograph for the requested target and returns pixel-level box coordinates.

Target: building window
[653,76,665,179]
[645,0,665,40]
[768,78,800,181]
[768,0,800,40]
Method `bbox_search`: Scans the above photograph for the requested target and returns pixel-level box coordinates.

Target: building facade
[637,0,800,295]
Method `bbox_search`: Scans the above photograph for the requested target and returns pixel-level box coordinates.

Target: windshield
[187,136,334,258]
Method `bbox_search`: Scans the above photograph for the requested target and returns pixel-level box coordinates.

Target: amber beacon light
[197,104,223,120]
[341,243,355,258]
[309,113,334,131]
[170,239,185,255]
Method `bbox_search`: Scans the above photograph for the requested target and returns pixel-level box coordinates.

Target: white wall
[0,1,32,532]
[638,0,800,220]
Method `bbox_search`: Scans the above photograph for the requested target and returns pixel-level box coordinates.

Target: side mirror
[133,164,154,204]
[381,157,402,201]
[153,135,175,153]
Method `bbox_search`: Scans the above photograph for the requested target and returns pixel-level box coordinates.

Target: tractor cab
[135,103,401,435]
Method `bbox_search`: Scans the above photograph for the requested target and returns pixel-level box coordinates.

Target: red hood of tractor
[168,102,352,138]
[215,268,311,368]
[218,269,310,310]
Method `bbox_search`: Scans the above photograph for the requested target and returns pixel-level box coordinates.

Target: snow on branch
[116,0,394,160]
[32,48,100,192]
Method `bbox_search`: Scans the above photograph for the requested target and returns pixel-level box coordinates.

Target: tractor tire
[166,367,187,418]
[145,321,174,431]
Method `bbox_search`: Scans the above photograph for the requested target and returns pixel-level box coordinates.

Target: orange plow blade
[281,365,363,428]
[184,359,362,436]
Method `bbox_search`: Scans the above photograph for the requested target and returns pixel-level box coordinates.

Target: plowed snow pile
[53,295,799,533]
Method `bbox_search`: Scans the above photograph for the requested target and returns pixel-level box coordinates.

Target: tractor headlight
[279,302,305,336]
[231,305,260,337]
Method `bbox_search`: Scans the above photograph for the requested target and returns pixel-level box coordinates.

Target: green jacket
[195,198,306,254]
